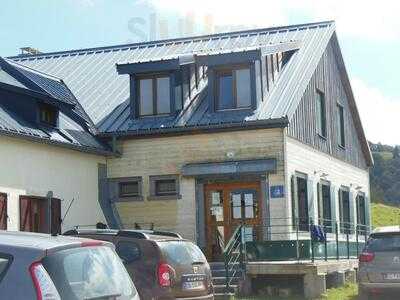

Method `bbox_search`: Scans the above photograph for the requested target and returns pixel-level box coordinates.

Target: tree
[393,146,400,159]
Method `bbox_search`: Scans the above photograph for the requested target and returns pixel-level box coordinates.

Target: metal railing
[240,217,370,262]
[222,224,245,293]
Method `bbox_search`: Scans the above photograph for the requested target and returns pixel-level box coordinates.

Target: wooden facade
[287,39,368,170]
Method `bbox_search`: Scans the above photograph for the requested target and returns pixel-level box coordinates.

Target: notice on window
[244,193,253,205]
[245,206,254,219]
[212,192,221,205]
[211,206,224,222]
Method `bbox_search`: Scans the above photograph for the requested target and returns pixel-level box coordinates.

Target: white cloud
[146,0,400,41]
[352,78,400,145]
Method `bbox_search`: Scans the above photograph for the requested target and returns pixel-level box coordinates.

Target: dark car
[358,226,400,299]
[64,228,214,300]
[0,230,139,300]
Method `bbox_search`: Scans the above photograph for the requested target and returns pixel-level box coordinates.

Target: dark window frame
[337,103,346,148]
[113,177,143,202]
[0,253,13,283]
[356,193,366,226]
[338,187,351,234]
[0,193,7,230]
[38,102,58,127]
[317,181,332,233]
[136,73,173,117]
[316,90,327,138]
[291,172,309,232]
[149,175,181,201]
[214,64,252,111]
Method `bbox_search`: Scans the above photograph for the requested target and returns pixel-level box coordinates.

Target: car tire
[358,286,369,300]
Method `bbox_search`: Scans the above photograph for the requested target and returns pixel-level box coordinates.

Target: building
[0,57,111,233]
[8,20,372,244]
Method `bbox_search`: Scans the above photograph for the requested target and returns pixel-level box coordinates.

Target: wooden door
[0,194,7,230]
[204,182,261,260]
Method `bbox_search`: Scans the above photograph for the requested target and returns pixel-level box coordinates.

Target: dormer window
[138,75,171,116]
[216,66,251,110]
[38,103,58,127]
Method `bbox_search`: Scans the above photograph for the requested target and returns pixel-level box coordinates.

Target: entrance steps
[210,262,243,299]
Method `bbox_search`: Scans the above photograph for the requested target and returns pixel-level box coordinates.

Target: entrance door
[204,182,261,260]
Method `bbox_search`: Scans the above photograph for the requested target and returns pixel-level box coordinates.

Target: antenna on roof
[20,47,42,56]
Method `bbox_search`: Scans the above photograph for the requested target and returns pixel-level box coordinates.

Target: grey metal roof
[0,58,112,155]
[10,21,335,132]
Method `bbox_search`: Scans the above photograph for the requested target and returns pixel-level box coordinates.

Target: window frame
[338,187,351,234]
[337,103,346,148]
[112,177,143,202]
[214,64,253,111]
[291,172,309,232]
[136,73,173,117]
[149,175,181,201]
[317,180,332,233]
[0,253,13,283]
[38,102,58,127]
[356,193,366,226]
[316,90,327,138]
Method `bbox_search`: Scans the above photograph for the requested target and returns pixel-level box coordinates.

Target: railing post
[336,221,339,260]
[324,221,328,261]
[310,218,314,263]
[346,229,350,259]
[239,225,245,270]
[296,217,300,261]
[356,225,359,258]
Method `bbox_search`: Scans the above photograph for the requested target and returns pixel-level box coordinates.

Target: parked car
[0,230,139,300]
[358,226,400,299]
[64,228,214,300]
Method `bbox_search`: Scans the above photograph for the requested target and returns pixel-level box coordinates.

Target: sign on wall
[270,185,284,198]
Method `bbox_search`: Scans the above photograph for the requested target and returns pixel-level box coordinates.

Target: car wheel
[358,287,369,300]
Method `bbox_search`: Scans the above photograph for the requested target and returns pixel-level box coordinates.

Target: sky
[0,0,399,145]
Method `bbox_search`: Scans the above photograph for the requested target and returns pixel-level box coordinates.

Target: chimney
[20,47,42,56]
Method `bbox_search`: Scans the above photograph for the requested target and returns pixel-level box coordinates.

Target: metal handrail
[223,224,244,293]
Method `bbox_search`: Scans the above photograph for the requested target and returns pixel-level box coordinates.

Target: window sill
[148,194,182,201]
[114,196,144,202]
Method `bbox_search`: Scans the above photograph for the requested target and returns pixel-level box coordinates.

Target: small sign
[270,185,284,198]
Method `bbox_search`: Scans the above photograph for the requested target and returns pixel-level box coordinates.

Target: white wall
[285,136,370,238]
[0,136,106,232]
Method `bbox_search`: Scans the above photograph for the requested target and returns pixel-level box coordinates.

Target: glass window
[296,176,309,231]
[357,194,366,226]
[156,77,171,114]
[39,103,57,126]
[157,241,206,265]
[339,189,350,233]
[42,246,137,300]
[317,183,332,232]
[366,234,400,252]
[119,181,140,198]
[216,67,251,110]
[316,91,327,137]
[231,193,242,219]
[155,179,177,196]
[217,72,234,110]
[139,79,153,116]
[116,241,141,264]
[337,104,345,147]
[236,68,251,108]
[0,255,12,282]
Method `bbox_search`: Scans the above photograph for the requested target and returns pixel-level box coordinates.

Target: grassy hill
[371,202,400,227]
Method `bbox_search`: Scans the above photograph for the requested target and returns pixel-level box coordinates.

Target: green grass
[371,202,400,227]
[373,151,393,160]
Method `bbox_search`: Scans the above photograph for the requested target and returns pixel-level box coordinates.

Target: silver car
[0,230,139,300]
[359,226,400,299]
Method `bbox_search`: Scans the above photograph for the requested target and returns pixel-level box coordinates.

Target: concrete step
[213,284,238,295]
[212,276,241,285]
[211,268,243,278]
[214,292,235,300]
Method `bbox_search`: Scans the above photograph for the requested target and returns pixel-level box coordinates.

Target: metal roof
[0,58,112,155]
[10,21,335,131]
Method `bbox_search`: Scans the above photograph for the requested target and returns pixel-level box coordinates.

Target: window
[0,254,12,283]
[291,174,309,231]
[116,241,141,264]
[316,91,327,137]
[357,194,366,226]
[149,175,180,200]
[216,66,251,110]
[338,188,350,233]
[138,75,171,116]
[317,182,332,232]
[337,104,345,147]
[119,182,139,198]
[38,103,58,126]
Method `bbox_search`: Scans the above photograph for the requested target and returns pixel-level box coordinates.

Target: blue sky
[1,0,399,145]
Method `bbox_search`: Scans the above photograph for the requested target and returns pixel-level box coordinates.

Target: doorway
[204,182,262,260]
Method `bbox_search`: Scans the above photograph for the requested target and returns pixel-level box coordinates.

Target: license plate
[384,273,400,280]
[182,281,205,290]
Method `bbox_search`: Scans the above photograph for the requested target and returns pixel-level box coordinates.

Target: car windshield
[157,241,206,265]
[42,245,137,300]
[366,233,400,252]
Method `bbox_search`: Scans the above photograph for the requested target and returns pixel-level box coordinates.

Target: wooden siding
[287,40,368,170]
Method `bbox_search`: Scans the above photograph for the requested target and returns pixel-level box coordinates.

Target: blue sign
[270,185,284,198]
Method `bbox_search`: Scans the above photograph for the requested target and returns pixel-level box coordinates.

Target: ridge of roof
[9,20,334,60]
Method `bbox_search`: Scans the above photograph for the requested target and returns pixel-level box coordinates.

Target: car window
[157,241,206,265]
[0,254,12,282]
[42,245,137,300]
[367,233,400,252]
[116,241,141,263]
